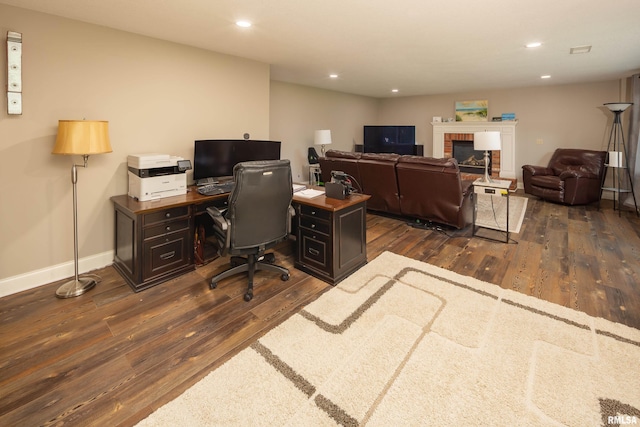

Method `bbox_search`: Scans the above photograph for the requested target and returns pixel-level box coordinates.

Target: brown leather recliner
[522,148,606,205]
[396,156,474,229]
[358,153,402,214]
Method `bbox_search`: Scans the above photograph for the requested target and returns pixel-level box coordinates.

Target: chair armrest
[287,205,295,235]
[206,206,224,217]
[522,165,553,176]
[558,169,598,180]
[461,179,474,196]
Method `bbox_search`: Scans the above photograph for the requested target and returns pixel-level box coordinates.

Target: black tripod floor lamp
[52,120,112,298]
[601,103,638,216]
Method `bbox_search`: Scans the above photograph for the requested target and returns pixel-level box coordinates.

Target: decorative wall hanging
[455,100,488,122]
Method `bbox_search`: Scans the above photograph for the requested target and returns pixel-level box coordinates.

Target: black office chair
[308,147,320,164]
[206,159,293,301]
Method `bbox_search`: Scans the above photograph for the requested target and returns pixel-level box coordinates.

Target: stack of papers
[292,184,307,193]
[295,188,324,199]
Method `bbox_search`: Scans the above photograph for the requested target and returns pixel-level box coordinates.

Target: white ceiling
[3,0,640,98]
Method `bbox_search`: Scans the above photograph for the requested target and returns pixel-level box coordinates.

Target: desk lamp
[473,131,501,183]
[52,120,112,298]
[314,129,332,156]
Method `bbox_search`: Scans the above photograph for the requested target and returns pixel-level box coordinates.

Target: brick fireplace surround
[432,121,519,188]
[444,132,501,179]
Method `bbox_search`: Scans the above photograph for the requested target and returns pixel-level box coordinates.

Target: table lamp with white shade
[314,130,332,156]
[473,131,501,183]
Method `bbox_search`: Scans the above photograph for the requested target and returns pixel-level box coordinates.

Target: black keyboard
[197,181,235,196]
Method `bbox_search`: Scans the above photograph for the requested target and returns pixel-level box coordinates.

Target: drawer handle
[160,251,176,260]
[308,248,320,256]
[165,212,171,218]
[166,226,171,231]
[311,210,316,215]
[311,224,316,229]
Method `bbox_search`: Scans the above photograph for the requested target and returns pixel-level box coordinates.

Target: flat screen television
[193,139,281,182]
[363,125,415,155]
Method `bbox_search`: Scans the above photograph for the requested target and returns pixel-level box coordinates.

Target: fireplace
[452,140,491,175]
[431,121,518,182]
[442,132,500,179]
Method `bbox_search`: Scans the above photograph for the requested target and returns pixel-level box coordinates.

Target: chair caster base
[244,290,253,301]
[281,273,290,281]
[210,281,217,289]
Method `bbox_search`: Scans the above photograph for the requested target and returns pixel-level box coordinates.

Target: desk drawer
[299,204,331,221]
[299,216,330,235]
[143,206,189,226]
[299,230,330,271]
[144,219,190,240]
[142,229,191,279]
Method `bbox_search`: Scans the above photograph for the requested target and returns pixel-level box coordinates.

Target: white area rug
[475,193,528,233]
[137,252,640,426]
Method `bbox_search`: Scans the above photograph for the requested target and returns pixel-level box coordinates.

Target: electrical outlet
[536,138,544,145]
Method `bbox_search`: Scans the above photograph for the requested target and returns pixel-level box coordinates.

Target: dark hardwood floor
[1,193,639,426]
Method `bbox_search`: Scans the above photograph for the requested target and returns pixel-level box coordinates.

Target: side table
[472,178,512,243]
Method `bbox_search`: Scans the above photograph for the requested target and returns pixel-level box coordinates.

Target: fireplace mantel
[432,121,518,179]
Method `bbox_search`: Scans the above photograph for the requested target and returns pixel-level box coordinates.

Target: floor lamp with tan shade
[52,120,112,298]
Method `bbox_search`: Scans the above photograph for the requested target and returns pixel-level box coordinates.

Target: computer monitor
[193,139,281,182]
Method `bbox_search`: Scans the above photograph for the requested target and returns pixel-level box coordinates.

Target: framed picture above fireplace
[455,100,488,122]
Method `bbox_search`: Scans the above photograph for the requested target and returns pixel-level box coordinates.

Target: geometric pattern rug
[136,252,640,427]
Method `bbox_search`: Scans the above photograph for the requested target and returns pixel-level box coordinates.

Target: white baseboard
[0,251,115,298]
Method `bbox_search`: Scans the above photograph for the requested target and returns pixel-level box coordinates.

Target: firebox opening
[452,140,492,175]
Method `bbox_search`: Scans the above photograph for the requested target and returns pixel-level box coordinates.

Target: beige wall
[0,5,270,292]
[0,4,629,296]
[377,81,624,178]
[269,81,379,181]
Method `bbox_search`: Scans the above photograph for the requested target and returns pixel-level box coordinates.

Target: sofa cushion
[361,153,401,162]
[325,149,362,160]
[398,155,459,172]
[530,175,564,191]
[549,149,604,176]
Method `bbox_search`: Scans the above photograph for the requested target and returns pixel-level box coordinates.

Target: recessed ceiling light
[570,45,591,54]
[236,20,252,28]
[541,75,551,79]
[391,89,399,93]
[526,42,542,48]
[329,74,338,79]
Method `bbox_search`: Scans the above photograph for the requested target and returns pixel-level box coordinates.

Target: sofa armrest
[461,179,474,196]
[558,169,598,180]
[522,164,553,176]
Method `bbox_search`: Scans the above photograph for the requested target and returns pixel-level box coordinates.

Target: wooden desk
[111,188,369,291]
[294,192,370,285]
[111,189,228,292]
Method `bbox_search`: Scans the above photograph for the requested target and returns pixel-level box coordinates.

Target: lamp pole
[602,103,638,217]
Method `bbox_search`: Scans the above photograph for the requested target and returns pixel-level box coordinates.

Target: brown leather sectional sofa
[319,150,474,229]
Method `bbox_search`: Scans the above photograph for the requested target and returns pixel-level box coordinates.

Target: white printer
[127,153,191,201]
